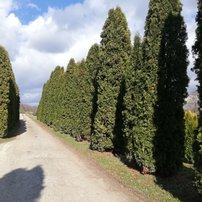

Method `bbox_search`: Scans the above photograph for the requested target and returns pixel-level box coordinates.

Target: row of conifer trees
[37,0,202,192]
[192,0,202,194]
[0,46,20,138]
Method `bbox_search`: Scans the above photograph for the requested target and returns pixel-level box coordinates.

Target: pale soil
[0,114,145,202]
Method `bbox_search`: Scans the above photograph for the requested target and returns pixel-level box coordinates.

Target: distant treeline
[37,0,202,194]
[0,46,20,138]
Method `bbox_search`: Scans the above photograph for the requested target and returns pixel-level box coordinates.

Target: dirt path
[0,114,144,202]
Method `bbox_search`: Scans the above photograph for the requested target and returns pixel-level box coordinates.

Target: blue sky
[0,0,198,105]
[13,0,84,24]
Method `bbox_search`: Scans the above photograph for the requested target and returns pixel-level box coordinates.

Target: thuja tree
[128,0,188,174]
[77,44,101,142]
[85,44,100,134]
[37,66,64,126]
[154,3,189,176]
[0,46,19,137]
[36,83,47,121]
[0,50,11,136]
[78,44,100,140]
[90,7,132,151]
[57,59,91,140]
[37,83,53,124]
[75,59,92,141]
[192,0,202,194]
[129,0,174,173]
[184,111,198,164]
[123,33,144,162]
[46,66,64,127]
[55,59,77,134]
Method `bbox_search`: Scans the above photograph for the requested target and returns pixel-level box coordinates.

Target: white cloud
[0,0,13,17]
[23,16,75,53]
[0,0,198,105]
[27,3,40,11]
[181,0,198,93]
[0,9,22,60]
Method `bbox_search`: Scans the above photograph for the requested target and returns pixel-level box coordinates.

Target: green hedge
[0,46,19,137]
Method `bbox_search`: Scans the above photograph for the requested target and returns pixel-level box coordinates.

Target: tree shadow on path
[0,166,44,202]
[6,118,27,138]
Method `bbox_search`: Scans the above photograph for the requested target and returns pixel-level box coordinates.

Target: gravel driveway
[0,114,144,202]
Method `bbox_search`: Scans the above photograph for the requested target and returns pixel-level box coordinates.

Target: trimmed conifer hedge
[90,7,132,152]
[192,0,202,194]
[37,2,190,178]
[0,46,20,137]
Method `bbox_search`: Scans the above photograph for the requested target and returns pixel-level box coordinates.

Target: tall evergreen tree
[66,60,82,138]
[57,59,92,140]
[126,0,188,174]
[0,46,19,137]
[0,46,10,137]
[85,44,100,134]
[37,82,53,124]
[123,33,143,163]
[47,66,64,127]
[192,0,202,194]
[36,83,47,121]
[79,52,102,141]
[57,59,80,137]
[38,46,101,142]
[36,66,64,126]
[126,0,174,173]
[76,59,92,140]
[90,7,132,151]
[154,5,189,176]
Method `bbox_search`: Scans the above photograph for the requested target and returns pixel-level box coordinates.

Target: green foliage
[36,84,46,121]
[0,47,9,136]
[62,60,80,137]
[193,0,202,194]
[56,59,77,134]
[85,44,101,137]
[125,0,174,173]
[126,0,188,175]
[0,46,19,137]
[123,33,144,162]
[60,59,92,140]
[46,67,64,126]
[75,59,92,140]
[154,9,189,176]
[194,128,202,194]
[192,1,202,120]
[37,57,95,141]
[184,111,198,164]
[37,3,189,178]
[90,7,132,152]
[36,66,64,126]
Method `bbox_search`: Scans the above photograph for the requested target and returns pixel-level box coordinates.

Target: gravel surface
[0,114,144,202]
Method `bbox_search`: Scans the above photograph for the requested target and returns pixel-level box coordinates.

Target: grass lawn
[31,115,201,202]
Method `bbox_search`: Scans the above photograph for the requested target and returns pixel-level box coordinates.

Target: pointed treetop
[66,58,76,73]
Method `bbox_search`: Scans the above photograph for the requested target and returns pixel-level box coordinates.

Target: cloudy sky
[0,0,198,105]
